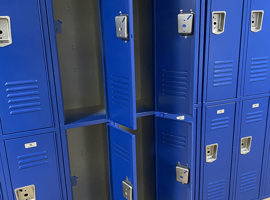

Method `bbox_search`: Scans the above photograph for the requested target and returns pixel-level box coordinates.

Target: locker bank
[0,0,270,199]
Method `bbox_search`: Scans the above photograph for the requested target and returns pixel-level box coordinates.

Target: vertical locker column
[202,103,236,199]
[235,97,268,200]
[205,0,243,102]
[0,0,53,134]
[243,0,270,96]
[5,133,62,200]
[101,0,137,129]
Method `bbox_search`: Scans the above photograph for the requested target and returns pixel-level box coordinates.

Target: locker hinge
[176,162,190,184]
[54,20,63,34]
[71,176,78,187]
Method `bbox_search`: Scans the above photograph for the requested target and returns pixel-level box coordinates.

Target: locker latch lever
[176,162,190,184]
[251,10,264,32]
[115,12,129,40]
[240,136,252,155]
[206,143,218,163]
[212,11,226,35]
[178,9,194,37]
[122,178,133,200]
[0,16,12,47]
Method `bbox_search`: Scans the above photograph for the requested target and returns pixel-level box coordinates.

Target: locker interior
[52,0,154,126]
[66,116,156,200]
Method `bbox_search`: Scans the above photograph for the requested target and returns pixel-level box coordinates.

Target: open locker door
[108,125,138,200]
[101,0,137,129]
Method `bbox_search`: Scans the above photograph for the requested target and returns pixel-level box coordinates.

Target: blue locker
[205,0,243,102]
[5,133,62,200]
[0,0,53,134]
[262,146,270,197]
[156,118,194,200]
[0,184,2,200]
[101,0,137,129]
[243,0,270,96]
[202,103,236,199]
[235,97,268,199]
[108,125,137,200]
[155,0,199,115]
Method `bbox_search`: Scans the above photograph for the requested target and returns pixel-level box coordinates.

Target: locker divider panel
[108,125,137,200]
[156,117,194,200]
[205,0,243,101]
[202,102,236,200]
[235,97,268,199]
[101,0,137,129]
[243,0,270,96]
[5,132,62,200]
[155,0,198,115]
[0,0,53,134]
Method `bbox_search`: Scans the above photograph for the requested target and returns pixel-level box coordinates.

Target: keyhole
[0,30,3,34]
[119,27,122,31]
[24,193,29,197]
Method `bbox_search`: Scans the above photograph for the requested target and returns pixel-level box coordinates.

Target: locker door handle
[240,136,252,155]
[251,10,264,32]
[212,11,226,35]
[206,143,218,163]
[115,12,129,40]
[0,16,12,47]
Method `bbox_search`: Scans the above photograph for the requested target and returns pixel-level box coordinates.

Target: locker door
[108,125,137,200]
[235,97,268,199]
[263,147,270,197]
[155,0,198,115]
[156,118,194,200]
[5,133,62,200]
[206,0,243,101]
[0,0,53,134]
[243,0,270,96]
[101,0,136,129]
[202,103,236,199]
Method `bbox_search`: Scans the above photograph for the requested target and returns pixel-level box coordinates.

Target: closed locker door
[243,0,270,96]
[206,0,243,102]
[156,118,194,200]
[263,147,270,197]
[202,103,236,199]
[5,133,62,200]
[101,0,137,129]
[0,0,53,134]
[235,97,268,199]
[108,125,138,200]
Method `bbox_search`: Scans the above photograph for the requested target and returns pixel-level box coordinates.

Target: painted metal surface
[156,117,195,200]
[101,0,137,129]
[108,125,137,200]
[205,0,244,102]
[5,132,62,200]
[202,102,236,200]
[243,0,270,96]
[235,97,268,200]
[0,0,53,134]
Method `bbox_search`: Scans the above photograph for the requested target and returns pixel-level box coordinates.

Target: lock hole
[0,30,3,34]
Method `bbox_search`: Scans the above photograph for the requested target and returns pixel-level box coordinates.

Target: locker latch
[15,185,36,200]
[122,178,133,200]
[251,10,264,32]
[0,16,12,47]
[115,12,129,40]
[241,136,252,155]
[178,10,194,36]
[176,162,190,184]
[206,143,218,163]
[212,11,226,35]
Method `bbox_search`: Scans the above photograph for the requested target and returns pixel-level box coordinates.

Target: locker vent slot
[240,171,256,192]
[5,80,41,115]
[207,179,225,200]
[17,151,48,169]
[211,117,230,130]
[110,74,130,107]
[112,143,130,162]
[249,57,268,82]
[161,69,188,99]
[161,132,186,149]
[246,111,263,124]
[213,60,233,87]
